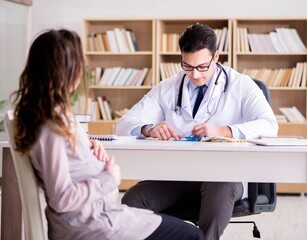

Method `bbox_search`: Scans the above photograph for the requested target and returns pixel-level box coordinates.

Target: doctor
[116,23,278,240]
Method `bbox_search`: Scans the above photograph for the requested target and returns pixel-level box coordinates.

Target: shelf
[90,85,152,90]
[85,51,153,56]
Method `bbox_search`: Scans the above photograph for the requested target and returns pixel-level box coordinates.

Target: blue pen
[184,136,202,141]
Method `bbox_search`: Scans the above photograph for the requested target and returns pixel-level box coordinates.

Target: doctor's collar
[187,67,219,91]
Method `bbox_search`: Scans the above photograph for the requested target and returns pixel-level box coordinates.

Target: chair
[4,110,47,240]
[161,79,277,238]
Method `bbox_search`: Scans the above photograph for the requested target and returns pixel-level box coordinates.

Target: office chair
[161,79,277,239]
[4,110,48,240]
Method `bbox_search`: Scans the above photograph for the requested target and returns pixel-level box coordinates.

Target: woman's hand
[89,139,110,162]
[105,157,121,186]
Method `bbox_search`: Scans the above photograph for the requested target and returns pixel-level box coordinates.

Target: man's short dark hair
[179,23,217,55]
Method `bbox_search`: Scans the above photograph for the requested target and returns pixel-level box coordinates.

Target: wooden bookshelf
[84,18,307,193]
[83,19,156,127]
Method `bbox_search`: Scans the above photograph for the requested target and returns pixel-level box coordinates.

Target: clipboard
[247,137,307,146]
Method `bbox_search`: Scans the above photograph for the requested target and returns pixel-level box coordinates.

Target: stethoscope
[175,63,229,117]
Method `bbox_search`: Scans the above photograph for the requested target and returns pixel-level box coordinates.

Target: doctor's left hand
[191,123,232,138]
[150,123,183,140]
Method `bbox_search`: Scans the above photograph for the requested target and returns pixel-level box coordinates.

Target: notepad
[247,138,307,146]
[89,135,118,141]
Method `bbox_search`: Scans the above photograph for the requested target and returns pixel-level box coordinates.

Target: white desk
[2,139,307,240]
[103,139,307,183]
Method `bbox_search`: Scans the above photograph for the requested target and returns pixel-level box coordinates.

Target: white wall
[31,0,307,38]
[0,1,30,101]
[0,1,30,174]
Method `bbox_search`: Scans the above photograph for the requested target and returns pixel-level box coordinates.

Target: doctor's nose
[191,68,202,78]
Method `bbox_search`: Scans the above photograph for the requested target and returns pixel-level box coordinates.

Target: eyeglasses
[181,55,214,72]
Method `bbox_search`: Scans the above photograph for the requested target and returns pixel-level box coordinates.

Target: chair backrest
[252,78,271,104]
[248,79,276,213]
[4,110,47,240]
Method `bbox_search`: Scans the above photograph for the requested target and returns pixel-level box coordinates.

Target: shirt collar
[187,66,220,91]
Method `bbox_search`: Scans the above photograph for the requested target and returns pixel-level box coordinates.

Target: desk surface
[103,138,307,152]
[102,139,307,183]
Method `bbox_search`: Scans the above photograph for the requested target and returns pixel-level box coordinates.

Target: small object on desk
[183,136,202,141]
[247,137,307,146]
[176,136,246,142]
[88,135,118,141]
[201,136,246,143]
[259,135,304,140]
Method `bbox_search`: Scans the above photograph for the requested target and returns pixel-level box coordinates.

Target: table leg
[1,147,22,240]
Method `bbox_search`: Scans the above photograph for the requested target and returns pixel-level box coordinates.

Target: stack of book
[97,96,112,120]
[95,67,152,87]
[279,106,306,123]
[160,33,180,52]
[160,27,229,53]
[87,28,139,53]
[159,62,181,80]
[237,27,307,53]
[242,62,307,88]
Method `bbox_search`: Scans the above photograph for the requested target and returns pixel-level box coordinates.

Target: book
[142,68,153,86]
[106,30,119,52]
[279,106,306,123]
[101,32,111,52]
[97,96,108,120]
[87,33,96,51]
[113,28,130,52]
[95,33,105,52]
[125,29,136,52]
[103,97,112,120]
[75,114,92,123]
[128,30,139,51]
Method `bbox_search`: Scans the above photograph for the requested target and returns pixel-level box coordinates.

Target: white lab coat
[116,65,278,139]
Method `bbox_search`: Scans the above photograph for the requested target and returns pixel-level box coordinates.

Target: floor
[1,192,307,240]
[221,195,307,240]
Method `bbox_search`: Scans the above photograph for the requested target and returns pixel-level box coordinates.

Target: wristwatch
[144,124,155,137]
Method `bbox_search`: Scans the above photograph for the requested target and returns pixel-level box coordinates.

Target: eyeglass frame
[181,54,215,72]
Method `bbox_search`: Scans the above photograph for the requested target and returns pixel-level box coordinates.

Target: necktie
[193,85,207,118]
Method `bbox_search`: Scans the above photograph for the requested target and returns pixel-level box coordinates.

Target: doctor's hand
[150,123,183,140]
[191,123,232,138]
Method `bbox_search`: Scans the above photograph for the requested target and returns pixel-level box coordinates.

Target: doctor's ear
[214,51,219,63]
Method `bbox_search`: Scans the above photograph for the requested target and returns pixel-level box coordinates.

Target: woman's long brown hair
[12,29,86,154]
